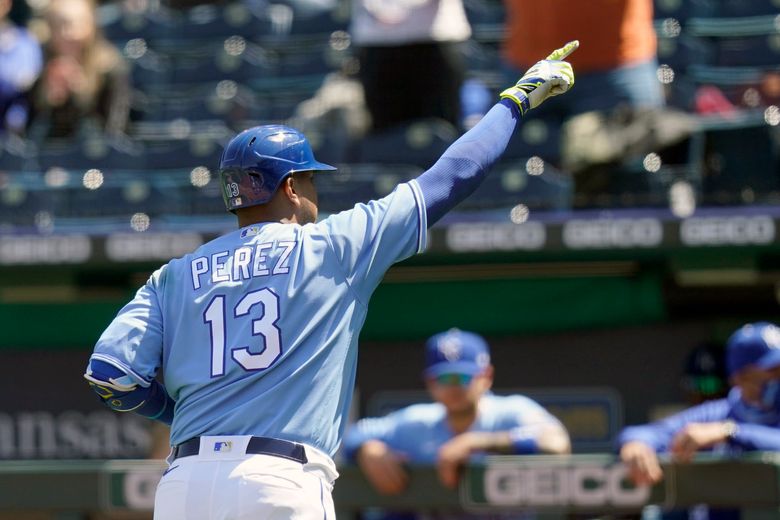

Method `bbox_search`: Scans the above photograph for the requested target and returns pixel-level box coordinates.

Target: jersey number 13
[203,288,281,377]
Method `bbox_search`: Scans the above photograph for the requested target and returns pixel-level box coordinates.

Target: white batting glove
[500,40,579,116]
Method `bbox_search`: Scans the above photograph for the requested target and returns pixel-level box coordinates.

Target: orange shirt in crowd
[503,0,657,73]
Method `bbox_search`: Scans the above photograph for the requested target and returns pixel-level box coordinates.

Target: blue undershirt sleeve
[617,400,731,452]
[730,423,780,451]
[416,99,522,226]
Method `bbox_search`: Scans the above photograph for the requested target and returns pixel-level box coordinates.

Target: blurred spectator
[343,329,569,518]
[0,0,42,134]
[350,0,471,133]
[29,0,130,139]
[502,0,664,116]
[502,0,670,206]
[619,322,780,519]
[291,69,370,164]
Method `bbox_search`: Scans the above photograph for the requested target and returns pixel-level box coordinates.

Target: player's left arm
[317,42,578,297]
[618,398,731,453]
[436,396,571,487]
[84,359,175,424]
[84,266,173,424]
[672,420,780,461]
[439,420,570,460]
[416,41,578,226]
[435,419,570,489]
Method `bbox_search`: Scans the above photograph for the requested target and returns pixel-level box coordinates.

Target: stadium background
[1,0,780,517]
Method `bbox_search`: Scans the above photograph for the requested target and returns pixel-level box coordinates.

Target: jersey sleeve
[617,399,731,452]
[503,396,564,438]
[504,395,563,426]
[730,423,780,451]
[342,413,404,462]
[317,180,427,298]
[88,266,167,387]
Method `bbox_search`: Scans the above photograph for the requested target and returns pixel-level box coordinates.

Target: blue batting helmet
[218,125,336,212]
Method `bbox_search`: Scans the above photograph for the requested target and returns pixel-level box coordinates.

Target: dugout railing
[1,454,780,519]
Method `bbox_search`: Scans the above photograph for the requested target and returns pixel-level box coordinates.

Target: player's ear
[282,176,300,203]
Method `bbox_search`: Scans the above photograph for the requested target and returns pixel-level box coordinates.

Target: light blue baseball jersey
[90,181,427,456]
[342,393,563,463]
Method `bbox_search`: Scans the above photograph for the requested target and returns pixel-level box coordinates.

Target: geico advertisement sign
[120,470,162,510]
[480,463,649,508]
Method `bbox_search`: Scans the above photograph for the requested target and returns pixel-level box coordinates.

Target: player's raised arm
[416,41,578,225]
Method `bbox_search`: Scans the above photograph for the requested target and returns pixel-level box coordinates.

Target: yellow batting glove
[500,40,579,116]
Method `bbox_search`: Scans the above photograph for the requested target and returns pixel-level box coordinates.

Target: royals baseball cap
[726,322,780,376]
[423,329,491,377]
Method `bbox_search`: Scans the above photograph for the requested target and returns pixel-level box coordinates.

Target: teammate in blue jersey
[343,329,570,507]
[619,322,780,488]
[84,41,579,519]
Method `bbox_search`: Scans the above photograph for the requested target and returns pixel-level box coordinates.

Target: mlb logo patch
[214,441,232,452]
[240,226,262,238]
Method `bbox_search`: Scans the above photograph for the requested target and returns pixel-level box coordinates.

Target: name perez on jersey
[190,241,297,290]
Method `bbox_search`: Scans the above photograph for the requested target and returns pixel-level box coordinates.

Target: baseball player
[343,329,570,516]
[83,41,579,519]
[619,322,780,488]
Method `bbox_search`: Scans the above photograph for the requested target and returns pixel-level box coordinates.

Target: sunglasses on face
[434,373,474,386]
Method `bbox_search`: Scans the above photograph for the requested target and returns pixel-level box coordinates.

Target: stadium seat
[143,137,224,171]
[289,8,347,35]
[699,117,780,204]
[715,35,780,68]
[0,184,60,228]
[127,46,174,90]
[37,138,146,172]
[467,159,573,211]
[315,164,421,213]
[351,118,459,169]
[270,39,346,78]
[502,116,563,164]
[99,3,175,43]
[461,40,504,83]
[716,0,780,17]
[654,0,706,21]
[134,82,266,123]
[177,181,225,216]
[0,136,37,172]
[183,3,264,38]
[168,40,277,84]
[464,0,506,26]
[656,33,715,72]
[687,15,780,67]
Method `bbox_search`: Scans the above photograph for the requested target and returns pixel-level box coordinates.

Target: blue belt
[173,436,308,464]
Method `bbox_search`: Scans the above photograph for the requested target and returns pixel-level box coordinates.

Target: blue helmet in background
[218,125,336,212]
[726,322,780,376]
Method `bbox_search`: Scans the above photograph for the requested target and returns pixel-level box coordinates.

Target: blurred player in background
[619,322,780,519]
[84,42,578,519]
[342,329,570,518]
